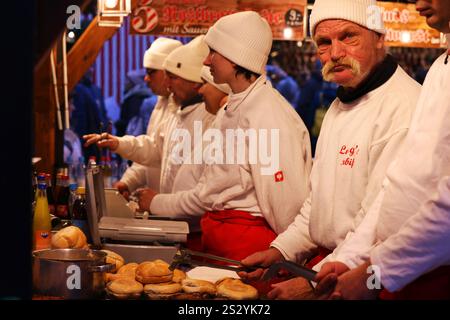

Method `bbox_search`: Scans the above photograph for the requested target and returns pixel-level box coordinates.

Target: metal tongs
[169,249,259,273]
[262,261,318,282]
[169,249,318,282]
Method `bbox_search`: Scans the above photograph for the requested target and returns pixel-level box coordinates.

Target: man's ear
[376,34,385,49]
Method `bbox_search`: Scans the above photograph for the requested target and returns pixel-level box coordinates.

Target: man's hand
[314,261,350,297]
[267,277,316,300]
[83,133,119,151]
[238,248,284,281]
[330,261,381,300]
[113,181,130,200]
[135,188,158,212]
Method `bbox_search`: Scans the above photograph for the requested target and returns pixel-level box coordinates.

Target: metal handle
[89,263,116,273]
[262,261,317,282]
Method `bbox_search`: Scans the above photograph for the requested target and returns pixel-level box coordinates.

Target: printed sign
[130,0,307,40]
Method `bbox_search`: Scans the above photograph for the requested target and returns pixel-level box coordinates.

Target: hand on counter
[314,261,349,299]
[113,181,130,201]
[320,261,381,300]
[134,188,158,212]
[83,132,119,151]
[238,247,285,281]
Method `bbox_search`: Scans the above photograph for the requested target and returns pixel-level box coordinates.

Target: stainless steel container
[32,249,115,299]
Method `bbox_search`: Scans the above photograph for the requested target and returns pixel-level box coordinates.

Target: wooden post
[34,16,119,173]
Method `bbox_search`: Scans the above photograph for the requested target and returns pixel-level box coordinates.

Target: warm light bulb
[105,0,118,9]
[283,27,293,40]
[401,31,411,43]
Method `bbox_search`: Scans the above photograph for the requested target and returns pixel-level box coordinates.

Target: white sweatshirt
[170,110,225,232]
[271,66,421,263]
[159,102,215,194]
[323,43,450,288]
[150,75,312,234]
[116,102,215,195]
[119,95,178,192]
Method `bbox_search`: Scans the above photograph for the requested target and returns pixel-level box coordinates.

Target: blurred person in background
[115,69,152,138]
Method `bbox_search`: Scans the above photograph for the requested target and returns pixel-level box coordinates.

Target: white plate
[186,266,240,283]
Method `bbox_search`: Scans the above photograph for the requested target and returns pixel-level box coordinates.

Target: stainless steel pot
[32,249,115,299]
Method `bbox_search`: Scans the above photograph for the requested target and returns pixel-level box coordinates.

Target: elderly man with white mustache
[240,0,421,299]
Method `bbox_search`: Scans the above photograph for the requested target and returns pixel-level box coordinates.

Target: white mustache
[322,58,361,81]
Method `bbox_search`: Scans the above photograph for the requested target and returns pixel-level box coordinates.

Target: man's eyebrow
[315,26,361,42]
[314,35,330,43]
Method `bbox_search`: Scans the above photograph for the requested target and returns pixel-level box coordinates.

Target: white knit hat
[163,35,209,83]
[310,0,386,36]
[204,11,272,75]
[201,66,231,94]
[143,37,182,70]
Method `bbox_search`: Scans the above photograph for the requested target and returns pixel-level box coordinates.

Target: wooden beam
[34,16,119,174]
[34,0,93,72]
[60,16,119,93]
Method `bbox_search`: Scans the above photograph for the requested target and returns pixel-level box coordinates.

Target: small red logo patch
[274,171,284,182]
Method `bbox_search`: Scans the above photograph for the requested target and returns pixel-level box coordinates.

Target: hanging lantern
[97,0,131,27]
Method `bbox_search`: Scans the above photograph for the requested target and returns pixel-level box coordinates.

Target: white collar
[226,75,268,112]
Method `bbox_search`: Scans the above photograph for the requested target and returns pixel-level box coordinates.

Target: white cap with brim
[163,35,209,83]
[143,37,182,70]
[200,66,231,94]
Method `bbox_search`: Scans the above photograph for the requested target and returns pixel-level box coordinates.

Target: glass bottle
[77,156,86,187]
[101,156,112,188]
[45,173,55,216]
[33,182,52,250]
[68,183,78,218]
[55,174,70,219]
[71,187,91,243]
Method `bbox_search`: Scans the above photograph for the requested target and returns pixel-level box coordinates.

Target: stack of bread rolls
[50,227,259,299]
[104,253,258,300]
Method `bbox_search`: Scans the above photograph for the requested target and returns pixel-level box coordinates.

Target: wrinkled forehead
[315,19,366,35]
[314,19,377,42]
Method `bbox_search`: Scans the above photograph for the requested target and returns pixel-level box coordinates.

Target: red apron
[200,210,277,261]
[186,231,203,252]
[308,247,450,300]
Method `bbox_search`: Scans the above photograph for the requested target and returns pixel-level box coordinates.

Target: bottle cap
[76,187,86,195]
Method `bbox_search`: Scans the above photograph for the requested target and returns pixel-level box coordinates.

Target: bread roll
[107,278,144,295]
[216,278,258,300]
[181,278,216,295]
[135,260,173,284]
[144,282,182,299]
[51,226,87,249]
[105,263,138,282]
[172,269,186,283]
[101,250,125,272]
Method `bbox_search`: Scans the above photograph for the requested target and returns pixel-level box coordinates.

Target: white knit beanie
[310,0,386,36]
[143,37,182,70]
[163,35,209,83]
[201,66,231,94]
[204,11,272,75]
